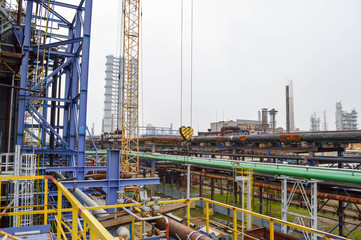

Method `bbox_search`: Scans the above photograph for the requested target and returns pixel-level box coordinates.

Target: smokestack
[289,81,295,131]
[286,85,290,133]
[261,108,268,133]
[268,108,278,133]
[258,111,261,121]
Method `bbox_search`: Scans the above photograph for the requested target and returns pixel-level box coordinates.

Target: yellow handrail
[0,176,350,240]
[0,176,114,240]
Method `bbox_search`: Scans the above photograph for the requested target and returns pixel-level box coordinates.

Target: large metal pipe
[119,130,361,144]
[220,126,249,136]
[191,130,361,143]
[171,168,361,204]
[155,217,212,240]
[137,153,361,185]
[160,150,361,163]
[54,172,109,216]
[122,207,169,239]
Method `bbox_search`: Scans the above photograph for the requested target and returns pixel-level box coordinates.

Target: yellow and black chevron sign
[179,126,193,141]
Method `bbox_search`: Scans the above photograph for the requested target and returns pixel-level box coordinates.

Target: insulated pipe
[161,150,361,163]
[136,153,361,185]
[117,130,361,143]
[155,217,212,240]
[54,172,109,216]
[191,131,361,143]
[87,150,361,163]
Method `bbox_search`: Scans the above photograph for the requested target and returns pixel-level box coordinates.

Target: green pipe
[136,153,361,185]
[85,151,361,184]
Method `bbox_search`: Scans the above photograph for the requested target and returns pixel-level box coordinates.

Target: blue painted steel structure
[14,1,159,209]
[16,0,93,180]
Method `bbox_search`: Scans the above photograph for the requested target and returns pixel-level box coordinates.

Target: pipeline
[192,131,361,143]
[171,168,361,204]
[136,153,361,185]
[220,126,249,136]
[54,172,109,216]
[128,130,361,143]
[159,150,361,163]
[122,207,169,240]
[155,217,212,240]
[86,171,133,180]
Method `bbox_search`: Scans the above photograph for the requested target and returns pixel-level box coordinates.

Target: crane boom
[121,0,140,178]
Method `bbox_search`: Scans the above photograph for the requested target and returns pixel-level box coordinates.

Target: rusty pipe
[170,168,361,204]
[220,126,250,136]
[155,217,212,240]
[86,171,133,180]
[191,130,361,143]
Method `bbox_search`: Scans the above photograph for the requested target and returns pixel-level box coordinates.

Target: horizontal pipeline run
[130,130,361,143]
[137,153,361,185]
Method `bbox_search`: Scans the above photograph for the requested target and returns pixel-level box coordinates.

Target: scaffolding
[234,167,253,237]
[279,176,319,240]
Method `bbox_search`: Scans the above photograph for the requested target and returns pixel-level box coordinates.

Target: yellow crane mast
[120,0,140,179]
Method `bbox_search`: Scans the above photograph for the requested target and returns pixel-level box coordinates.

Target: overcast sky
[87,0,361,134]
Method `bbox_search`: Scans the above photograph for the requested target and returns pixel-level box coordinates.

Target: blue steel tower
[16,0,93,180]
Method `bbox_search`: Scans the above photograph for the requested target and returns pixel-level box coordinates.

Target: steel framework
[234,167,253,237]
[15,0,93,180]
[279,176,319,240]
[120,0,140,177]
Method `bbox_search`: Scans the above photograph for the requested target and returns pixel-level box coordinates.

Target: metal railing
[0,176,349,240]
[0,176,114,240]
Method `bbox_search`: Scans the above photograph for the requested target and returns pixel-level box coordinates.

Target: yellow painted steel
[234,167,253,230]
[140,220,143,237]
[0,176,348,240]
[57,187,62,240]
[187,200,191,228]
[71,206,78,240]
[89,229,97,240]
[44,179,48,224]
[233,209,237,240]
[269,219,274,240]
[0,176,114,240]
[206,202,209,232]
[0,230,24,240]
[121,0,141,201]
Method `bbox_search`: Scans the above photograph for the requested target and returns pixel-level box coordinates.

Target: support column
[16,0,33,147]
[210,177,215,200]
[338,200,344,237]
[151,160,155,196]
[310,181,317,240]
[259,187,264,214]
[162,172,166,186]
[187,164,191,199]
[199,171,203,197]
[281,178,287,234]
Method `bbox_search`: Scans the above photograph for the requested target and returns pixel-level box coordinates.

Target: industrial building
[310,112,320,132]
[0,1,359,240]
[336,102,358,131]
[210,119,263,133]
[102,55,123,134]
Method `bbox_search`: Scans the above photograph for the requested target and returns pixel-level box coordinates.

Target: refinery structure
[0,1,360,240]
